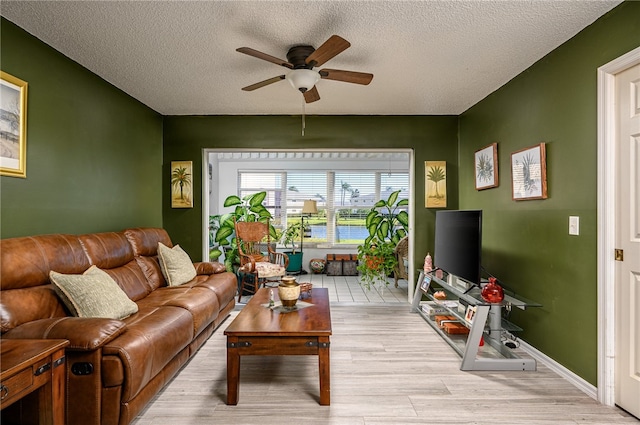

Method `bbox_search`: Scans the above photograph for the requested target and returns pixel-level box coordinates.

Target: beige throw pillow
[50,265,138,319]
[157,242,197,286]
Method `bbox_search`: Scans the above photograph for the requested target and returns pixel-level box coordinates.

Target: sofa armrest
[3,317,126,351]
[194,261,227,275]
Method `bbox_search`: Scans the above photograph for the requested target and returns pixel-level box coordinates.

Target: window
[238,172,283,224]
[237,168,408,246]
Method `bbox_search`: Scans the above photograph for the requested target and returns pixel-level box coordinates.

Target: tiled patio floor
[239,274,409,304]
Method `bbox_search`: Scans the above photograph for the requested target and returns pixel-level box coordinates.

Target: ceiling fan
[237,35,373,103]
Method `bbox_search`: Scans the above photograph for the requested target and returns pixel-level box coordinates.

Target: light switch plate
[569,216,579,235]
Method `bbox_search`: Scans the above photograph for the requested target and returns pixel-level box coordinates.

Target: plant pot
[285,251,303,273]
[365,255,384,271]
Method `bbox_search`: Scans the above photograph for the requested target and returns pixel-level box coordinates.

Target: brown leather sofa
[0,228,237,425]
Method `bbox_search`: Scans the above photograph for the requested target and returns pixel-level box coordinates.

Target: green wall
[459,1,640,385]
[0,19,163,238]
[3,0,639,388]
[162,115,459,261]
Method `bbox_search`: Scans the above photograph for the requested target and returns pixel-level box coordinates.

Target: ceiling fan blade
[319,69,373,85]
[305,35,350,67]
[236,47,293,69]
[304,86,320,103]
[241,75,286,91]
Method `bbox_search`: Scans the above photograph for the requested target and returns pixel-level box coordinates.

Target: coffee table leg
[227,337,240,405]
[318,336,330,405]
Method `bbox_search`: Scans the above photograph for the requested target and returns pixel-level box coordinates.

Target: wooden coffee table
[224,287,332,405]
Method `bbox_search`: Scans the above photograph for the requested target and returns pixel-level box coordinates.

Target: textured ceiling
[1,1,622,116]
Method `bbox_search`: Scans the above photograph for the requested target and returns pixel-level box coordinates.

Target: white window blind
[238,170,408,245]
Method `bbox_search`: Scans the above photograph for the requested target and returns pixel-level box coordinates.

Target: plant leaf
[249,191,267,207]
[257,209,272,218]
[387,190,399,206]
[397,211,409,227]
[365,210,377,227]
[378,221,389,239]
[224,196,242,207]
[209,248,222,260]
[215,226,233,243]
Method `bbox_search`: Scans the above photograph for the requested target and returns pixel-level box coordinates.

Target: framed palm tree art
[171,161,193,208]
[474,143,499,190]
[425,161,447,208]
[511,143,547,200]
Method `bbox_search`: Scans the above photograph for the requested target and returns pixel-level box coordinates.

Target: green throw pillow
[50,265,138,319]
[157,243,197,286]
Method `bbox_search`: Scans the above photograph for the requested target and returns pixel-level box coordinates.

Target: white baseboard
[518,339,598,400]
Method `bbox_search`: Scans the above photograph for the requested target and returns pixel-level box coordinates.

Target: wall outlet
[569,216,580,235]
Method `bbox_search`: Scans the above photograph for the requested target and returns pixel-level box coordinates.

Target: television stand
[411,270,541,371]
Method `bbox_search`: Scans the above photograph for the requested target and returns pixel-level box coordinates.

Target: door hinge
[615,249,624,261]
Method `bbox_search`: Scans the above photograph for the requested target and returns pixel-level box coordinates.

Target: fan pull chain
[301,97,306,136]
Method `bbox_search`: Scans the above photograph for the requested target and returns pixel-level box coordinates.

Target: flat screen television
[434,210,483,286]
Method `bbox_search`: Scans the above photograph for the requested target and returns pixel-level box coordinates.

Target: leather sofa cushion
[160,287,220,336]
[0,235,91,332]
[134,256,166,291]
[0,234,91,290]
[102,260,155,301]
[1,286,68,333]
[4,316,127,350]
[79,232,135,269]
[80,232,156,301]
[193,273,238,310]
[195,261,227,274]
[105,305,194,402]
[125,228,173,257]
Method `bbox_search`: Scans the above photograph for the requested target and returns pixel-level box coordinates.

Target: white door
[615,62,640,418]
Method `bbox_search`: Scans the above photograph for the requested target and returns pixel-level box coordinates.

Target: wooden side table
[1,339,69,425]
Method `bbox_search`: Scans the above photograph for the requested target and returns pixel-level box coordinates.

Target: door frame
[201,148,416,302]
[597,45,640,406]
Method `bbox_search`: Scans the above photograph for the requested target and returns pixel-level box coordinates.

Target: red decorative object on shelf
[481,277,504,303]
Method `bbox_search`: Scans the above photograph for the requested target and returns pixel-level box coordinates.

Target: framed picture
[171,161,193,208]
[464,305,477,324]
[0,71,28,178]
[425,161,447,208]
[474,143,498,190]
[511,143,547,200]
[420,274,432,292]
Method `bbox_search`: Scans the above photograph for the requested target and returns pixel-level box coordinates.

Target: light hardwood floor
[132,276,636,424]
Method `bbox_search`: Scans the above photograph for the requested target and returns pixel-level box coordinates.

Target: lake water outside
[309,225,368,242]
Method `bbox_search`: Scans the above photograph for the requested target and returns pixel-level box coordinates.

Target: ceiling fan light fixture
[286,69,320,93]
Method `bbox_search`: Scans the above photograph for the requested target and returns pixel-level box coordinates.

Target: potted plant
[280,221,306,273]
[208,214,224,261]
[357,190,409,289]
[212,191,276,272]
[357,241,398,290]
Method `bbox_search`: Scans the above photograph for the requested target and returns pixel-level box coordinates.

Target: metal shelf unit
[411,270,541,371]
